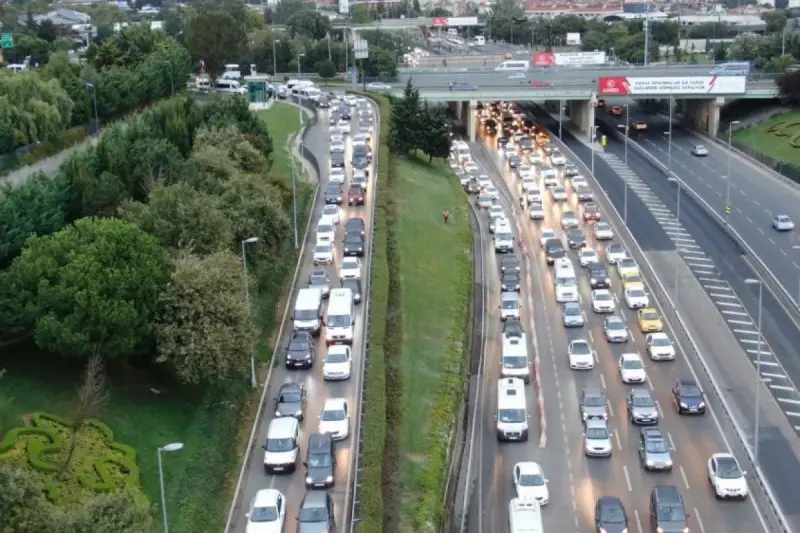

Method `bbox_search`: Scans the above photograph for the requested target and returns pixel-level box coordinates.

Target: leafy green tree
[350,5,372,23]
[9,217,170,360]
[390,79,423,154]
[156,250,255,384]
[421,103,451,162]
[777,69,800,102]
[185,7,245,79]
[0,71,74,149]
[286,9,331,40]
[201,96,274,160]
[194,125,270,175]
[317,59,336,78]
[362,45,398,77]
[55,490,153,533]
[120,184,233,255]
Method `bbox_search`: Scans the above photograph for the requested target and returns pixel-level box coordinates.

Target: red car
[583,203,601,221]
[348,184,365,206]
[529,80,555,88]
[610,105,624,116]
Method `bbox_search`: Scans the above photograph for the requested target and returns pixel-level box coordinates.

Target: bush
[316,60,336,79]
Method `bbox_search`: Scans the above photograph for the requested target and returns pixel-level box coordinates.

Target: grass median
[733,109,800,167]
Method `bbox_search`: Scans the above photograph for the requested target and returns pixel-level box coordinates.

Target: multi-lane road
[225,98,378,533]
[463,120,771,533]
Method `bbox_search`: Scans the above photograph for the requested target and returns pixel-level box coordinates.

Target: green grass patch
[733,110,800,166]
[393,157,472,532]
[258,103,307,179]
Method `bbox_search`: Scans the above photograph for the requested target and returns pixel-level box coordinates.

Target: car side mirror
[245,513,250,519]
[742,470,747,476]
[262,445,267,451]
[303,461,308,467]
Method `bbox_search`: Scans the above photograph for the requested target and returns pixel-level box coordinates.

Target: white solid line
[698,277,722,282]
[688,262,712,268]
[704,285,731,291]
[722,310,748,316]
[623,465,633,492]
[762,372,787,379]
[778,398,800,405]
[695,508,706,533]
[600,373,607,389]
[753,360,780,367]
[733,329,759,334]
[746,349,773,356]
[785,411,800,417]
[680,466,690,489]
[740,339,767,345]
[634,510,644,533]
[770,385,796,391]
[727,319,753,325]
[711,293,737,299]
[681,251,707,257]
[716,301,742,307]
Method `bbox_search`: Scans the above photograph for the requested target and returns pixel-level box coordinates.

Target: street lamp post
[745,278,763,463]
[272,39,280,77]
[666,96,673,171]
[725,120,741,224]
[590,125,597,178]
[85,82,99,137]
[624,99,630,165]
[668,176,682,304]
[290,54,304,250]
[157,442,184,533]
[558,100,563,140]
[241,236,259,388]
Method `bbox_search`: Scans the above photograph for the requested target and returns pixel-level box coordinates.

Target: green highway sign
[1,33,13,49]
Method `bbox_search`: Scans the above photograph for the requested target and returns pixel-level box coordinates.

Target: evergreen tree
[390,79,422,154]
[421,102,451,162]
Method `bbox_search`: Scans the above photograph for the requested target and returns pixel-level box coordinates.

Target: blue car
[671,378,706,415]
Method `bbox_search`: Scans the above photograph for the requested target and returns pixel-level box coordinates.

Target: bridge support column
[681,97,723,137]
[454,101,464,121]
[468,100,477,142]
[567,100,595,135]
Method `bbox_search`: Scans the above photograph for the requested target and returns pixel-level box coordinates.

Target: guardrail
[221,97,322,533]
[536,107,793,533]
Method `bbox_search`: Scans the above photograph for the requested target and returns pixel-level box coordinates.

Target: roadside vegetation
[733,109,800,167]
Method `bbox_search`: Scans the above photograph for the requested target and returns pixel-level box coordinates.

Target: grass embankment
[733,110,800,166]
[0,102,314,533]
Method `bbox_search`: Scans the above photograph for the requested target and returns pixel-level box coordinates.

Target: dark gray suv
[297,491,335,533]
[304,433,336,488]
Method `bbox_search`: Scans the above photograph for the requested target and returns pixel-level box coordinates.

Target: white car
[490,215,509,234]
[313,243,334,265]
[553,257,573,276]
[316,220,335,243]
[594,222,614,240]
[513,462,550,504]
[246,489,286,533]
[464,161,480,173]
[646,332,676,361]
[529,202,545,220]
[477,177,492,190]
[489,204,505,219]
[591,289,616,313]
[618,352,647,384]
[484,185,499,200]
[708,453,749,499]
[561,212,579,229]
[330,140,345,153]
[772,214,794,231]
[366,82,391,91]
[606,244,628,264]
[337,120,351,134]
[571,175,588,188]
[521,177,536,193]
[322,205,340,224]
[339,257,361,280]
[551,186,567,201]
[691,144,709,157]
[624,287,650,309]
[579,249,600,267]
[550,152,567,166]
[568,339,594,370]
[616,258,639,278]
[329,167,346,184]
[323,345,352,380]
[529,151,543,165]
[503,145,517,158]
[540,228,557,247]
[318,398,350,440]
[542,174,559,188]
[329,133,344,144]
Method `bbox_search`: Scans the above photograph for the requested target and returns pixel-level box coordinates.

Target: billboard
[598,76,747,95]
[431,17,479,27]
[532,51,606,67]
[566,32,581,46]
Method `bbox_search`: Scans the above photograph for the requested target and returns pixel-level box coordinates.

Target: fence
[294,96,322,177]
[722,136,800,184]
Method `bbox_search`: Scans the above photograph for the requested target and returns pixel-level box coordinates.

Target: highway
[464,123,770,532]
[226,99,378,533]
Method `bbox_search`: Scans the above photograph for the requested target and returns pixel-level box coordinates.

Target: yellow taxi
[622,272,645,291]
[637,308,664,333]
[535,132,549,146]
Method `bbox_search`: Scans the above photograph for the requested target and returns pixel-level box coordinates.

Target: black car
[499,254,520,273]
[484,119,498,135]
[325,184,343,205]
[508,155,522,168]
[503,318,524,338]
[544,239,566,264]
[308,269,331,298]
[304,433,336,488]
[352,154,370,170]
[285,331,315,369]
[275,382,307,420]
[649,486,689,533]
[340,106,351,120]
[497,136,509,147]
[329,113,340,125]
[345,217,365,236]
[353,144,372,163]
[671,378,706,414]
[464,179,480,194]
[595,496,628,533]
[566,230,586,249]
[344,233,365,256]
[518,137,534,152]
[501,271,521,292]
[341,278,362,304]
[588,263,610,289]
[330,152,345,168]
[317,97,330,108]
[564,164,579,177]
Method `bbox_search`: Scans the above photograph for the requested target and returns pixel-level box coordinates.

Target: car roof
[346,217,365,225]
[253,488,281,507]
[301,490,329,507]
[308,432,333,451]
[630,388,652,398]
[642,427,663,439]
[621,352,641,361]
[582,388,604,398]
[585,419,607,429]
[606,315,624,324]
[652,485,683,503]
[516,461,543,475]
[323,398,347,410]
[678,378,698,386]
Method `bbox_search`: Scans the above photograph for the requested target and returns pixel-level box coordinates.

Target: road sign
[354,39,369,60]
[1,33,13,49]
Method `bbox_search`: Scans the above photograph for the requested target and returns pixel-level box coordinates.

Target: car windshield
[627,275,642,283]
[323,206,337,215]
[502,299,518,309]
[583,251,597,259]
[250,506,278,522]
[587,427,608,439]
[496,232,513,240]
[280,392,301,403]
[629,289,645,298]
[498,408,526,422]
[657,505,685,521]
[652,336,670,347]
[584,395,604,406]
[608,320,624,330]
[321,408,345,421]
[503,275,518,284]
[326,352,348,363]
[680,385,702,397]
[318,224,333,234]
[299,505,328,523]
[308,452,332,468]
[556,277,576,287]
[519,473,545,486]
[623,359,643,369]
[316,245,331,253]
[632,395,654,407]
[646,439,669,453]
[608,245,623,254]
[571,342,590,355]
[717,458,742,478]
[600,505,625,523]
[266,437,294,452]
[326,186,340,194]
[597,223,610,230]
[289,339,309,351]
[504,356,527,368]
[347,221,364,231]
[565,305,580,316]
[343,260,358,270]
[595,293,612,301]
[328,314,350,327]
[345,236,361,244]
[543,232,556,240]
[295,309,317,320]
[643,311,659,320]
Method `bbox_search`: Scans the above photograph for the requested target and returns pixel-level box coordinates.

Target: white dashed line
[623,465,632,491]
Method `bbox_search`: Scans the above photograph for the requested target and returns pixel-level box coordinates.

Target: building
[21,8,91,27]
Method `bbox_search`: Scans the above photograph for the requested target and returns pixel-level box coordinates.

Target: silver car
[639,427,673,471]
[691,144,708,156]
[562,302,584,327]
[584,419,613,457]
[626,389,659,425]
[603,315,629,343]
[561,211,579,229]
[772,214,794,231]
[580,389,608,421]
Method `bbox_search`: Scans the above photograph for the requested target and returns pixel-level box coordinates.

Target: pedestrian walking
[443,209,451,223]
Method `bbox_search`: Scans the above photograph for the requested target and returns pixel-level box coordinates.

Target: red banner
[598,77,628,95]
[432,17,447,27]
[532,52,555,67]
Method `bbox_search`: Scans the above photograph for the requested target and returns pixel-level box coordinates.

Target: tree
[0,463,54,532]
[185,8,245,79]
[0,70,74,149]
[9,217,170,360]
[362,45,398,77]
[193,125,270,176]
[156,251,255,384]
[777,69,800,103]
[421,103,451,162]
[61,353,107,474]
[120,184,234,255]
[286,9,331,40]
[317,59,336,78]
[350,5,372,23]
[55,490,153,533]
[390,79,423,154]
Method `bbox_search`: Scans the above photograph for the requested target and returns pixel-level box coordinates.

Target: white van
[292,288,324,335]
[554,264,578,303]
[501,336,530,383]
[215,79,247,94]
[496,378,528,441]
[495,60,530,72]
[494,225,514,253]
[472,36,486,46]
[325,288,354,345]
[262,417,300,474]
[508,498,543,533]
[500,291,521,321]
[7,63,26,73]
[220,64,242,80]
[451,141,471,162]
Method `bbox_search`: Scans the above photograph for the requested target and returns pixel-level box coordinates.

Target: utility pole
[644,17,650,66]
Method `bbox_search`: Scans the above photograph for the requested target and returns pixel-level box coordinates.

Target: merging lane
[228,99,378,533]
[467,121,769,533]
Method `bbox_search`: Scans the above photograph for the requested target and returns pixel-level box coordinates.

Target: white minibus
[292,287,324,335]
[215,79,247,94]
[495,60,530,72]
[325,288,355,345]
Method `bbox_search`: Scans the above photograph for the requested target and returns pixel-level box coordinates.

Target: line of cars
[453,101,753,533]
[243,95,377,533]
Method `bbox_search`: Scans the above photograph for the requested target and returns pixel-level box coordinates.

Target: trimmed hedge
[348,91,392,533]
[411,166,473,531]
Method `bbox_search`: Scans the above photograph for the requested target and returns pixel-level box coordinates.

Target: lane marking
[716,301,742,307]
[732,328,759,334]
[614,430,622,451]
[711,293,737,299]
[695,508,706,533]
[634,509,644,533]
[680,465,690,489]
[667,431,676,450]
[728,319,753,325]
[704,285,731,291]
[722,310,748,316]
[762,372,787,379]
[778,398,800,405]
[600,373,607,389]
[623,465,633,491]
[770,385,796,391]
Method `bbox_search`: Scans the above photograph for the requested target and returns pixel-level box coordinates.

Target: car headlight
[305,354,312,360]
[699,402,706,408]
[275,410,281,416]
[680,402,688,408]
[590,278,596,284]
[296,410,303,416]
[306,476,313,483]
[605,277,610,284]
[326,475,334,482]
[665,459,673,465]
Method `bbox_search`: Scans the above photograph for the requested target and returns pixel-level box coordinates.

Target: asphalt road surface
[227,100,378,533]
[464,127,771,533]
